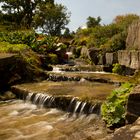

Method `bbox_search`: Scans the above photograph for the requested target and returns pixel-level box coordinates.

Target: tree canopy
[0,0,54,29]
[33,3,70,36]
[0,0,70,35]
[86,16,101,28]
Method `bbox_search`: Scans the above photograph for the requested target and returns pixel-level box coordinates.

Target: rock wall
[104,50,140,71]
[118,50,140,69]
[126,85,140,124]
[126,20,140,50]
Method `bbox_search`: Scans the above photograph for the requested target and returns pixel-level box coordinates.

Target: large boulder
[0,52,47,91]
[118,50,140,69]
[126,20,140,50]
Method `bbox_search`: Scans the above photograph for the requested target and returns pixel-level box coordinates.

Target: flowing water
[0,100,108,140]
[0,69,122,140]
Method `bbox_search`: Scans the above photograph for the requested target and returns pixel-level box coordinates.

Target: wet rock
[0,91,16,101]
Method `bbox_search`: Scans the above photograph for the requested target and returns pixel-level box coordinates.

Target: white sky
[55,0,140,31]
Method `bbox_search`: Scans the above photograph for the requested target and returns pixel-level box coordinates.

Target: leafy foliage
[0,42,29,53]
[102,32,126,52]
[101,83,133,127]
[31,35,59,53]
[33,3,70,36]
[0,31,36,46]
[112,63,123,74]
[86,16,101,28]
[0,0,54,29]
[87,24,121,48]
[74,14,139,54]
[0,0,69,35]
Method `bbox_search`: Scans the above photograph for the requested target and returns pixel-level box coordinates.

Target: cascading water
[23,92,100,115]
[0,100,108,140]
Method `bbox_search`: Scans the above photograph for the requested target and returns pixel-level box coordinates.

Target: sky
[55,0,140,31]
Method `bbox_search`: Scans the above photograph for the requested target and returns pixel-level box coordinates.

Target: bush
[31,36,60,54]
[101,83,133,128]
[0,31,36,46]
[0,42,29,53]
[112,63,123,75]
[111,33,126,51]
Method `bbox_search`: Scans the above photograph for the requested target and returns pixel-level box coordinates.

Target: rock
[80,46,90,59]
[103,117,140,140]
[126,20,140,50]
[126,85,140,124]
[0,52,47,91]
[130,125,140,132]
[0,91,16,101]
[118,50,140,70]
[105,52,118,65]
[134,131,140,139]
[118,50,131,68]
[88,48,100,65]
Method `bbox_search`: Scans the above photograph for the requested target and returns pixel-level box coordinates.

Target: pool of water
[0,100,108,140]
[14,81,116,101]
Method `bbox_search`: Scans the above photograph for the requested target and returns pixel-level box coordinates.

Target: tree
[86,16,101,28]
[33,3,70,36]
[0,0,54,29]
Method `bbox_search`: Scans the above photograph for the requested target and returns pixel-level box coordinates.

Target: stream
[0,66,126,140]
[0,100,107,140]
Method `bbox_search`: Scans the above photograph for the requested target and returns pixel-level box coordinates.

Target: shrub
[101,82,133,128]
[109,32,126,52]
[0,31,36,46]
[31,36,59,54]
[112,63,123,75]
[0,42,29,53]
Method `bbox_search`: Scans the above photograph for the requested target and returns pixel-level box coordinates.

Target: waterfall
[20,92,100,115]
[80,102,87,114]
[74,101,82,113]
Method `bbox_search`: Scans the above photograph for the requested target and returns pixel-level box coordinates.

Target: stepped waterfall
[24,92,101,115]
